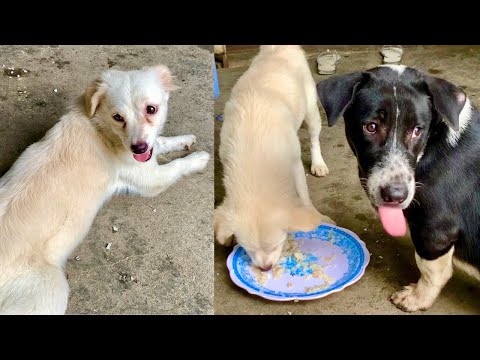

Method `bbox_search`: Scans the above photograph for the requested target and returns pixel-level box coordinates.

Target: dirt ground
[0,45,214,314]
[214,45,480,315]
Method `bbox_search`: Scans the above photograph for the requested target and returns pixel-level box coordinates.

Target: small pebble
[363,228,367,231]
[153,208,157,213]
[105,243,112,250]
[53,89,58,93]
[293,299,299,303]
[287,311,292,315]
[379,256,383,259]
[112,225,119,232]
[16,75,20,78]
[23,69,27,73]
[75,256,81,261]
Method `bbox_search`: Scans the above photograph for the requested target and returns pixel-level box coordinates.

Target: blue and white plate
[227,224,370,301]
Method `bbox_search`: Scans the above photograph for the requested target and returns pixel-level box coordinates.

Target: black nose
[131,142,148,154]
[380,183,408,204]
[258,264,272,272]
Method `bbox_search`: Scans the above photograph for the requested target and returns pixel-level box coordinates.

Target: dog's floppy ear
[214,204,235,246]
[287,206,323,232]
[424,75,466,131]
[84,79,107,117]
[151,65,179,92]
[317,72,368,126]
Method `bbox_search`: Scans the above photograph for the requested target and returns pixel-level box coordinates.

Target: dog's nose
[131,142,148,154]
[258,264,272,272]
[380,183,408,204]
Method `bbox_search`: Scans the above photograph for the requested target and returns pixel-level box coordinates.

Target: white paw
[311,162,329,177]
[185,151,210,173]
[390,283,433,312]
[181,135,196,151]
[320,214,336,225]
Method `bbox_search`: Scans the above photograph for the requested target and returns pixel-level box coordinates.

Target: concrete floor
[214,45,480,315]
[0,45,214,314]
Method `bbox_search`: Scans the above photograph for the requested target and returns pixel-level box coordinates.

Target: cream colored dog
[215,45,333,271]
[0,65,210,314]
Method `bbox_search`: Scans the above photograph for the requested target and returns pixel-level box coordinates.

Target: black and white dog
[317,65,480,312]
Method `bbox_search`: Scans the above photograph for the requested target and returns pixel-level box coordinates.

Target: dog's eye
[363,122,377,134]
[146,105,157,115]
[112,114,124,122]
[412,126,423,138]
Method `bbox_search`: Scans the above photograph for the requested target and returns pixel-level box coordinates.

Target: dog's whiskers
[415,181,424,189]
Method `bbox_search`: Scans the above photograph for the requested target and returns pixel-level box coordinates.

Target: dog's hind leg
[304,85,329,177]
[0,265,69,315]
[391,247,453,312]
[156,135,196,154]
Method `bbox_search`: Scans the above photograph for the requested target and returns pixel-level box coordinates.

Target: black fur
[317,66,480,268]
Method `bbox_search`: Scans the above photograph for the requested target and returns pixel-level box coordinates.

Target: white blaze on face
[367,150,416,209]
[392,86,400,150]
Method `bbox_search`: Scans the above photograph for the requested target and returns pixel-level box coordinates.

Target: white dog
[215,45,333,271]
[0,65,209,314]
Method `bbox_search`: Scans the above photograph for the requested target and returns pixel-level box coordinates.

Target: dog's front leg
[391,247,453,312]
[293,158,313,207]
[156,135,196,154]
[292,159,335,225]
[120,151,210,197]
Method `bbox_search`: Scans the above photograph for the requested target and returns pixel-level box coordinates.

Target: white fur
[379,64,407,75]
[446,98,472,147]
[391,247,453,312]
[392,86,399,150]
[214,45,333,269]
[367,150,415,209]
[0,66,209,314]
[417,149,425,162]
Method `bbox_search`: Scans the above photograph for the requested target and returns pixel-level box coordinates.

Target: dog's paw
[182,135,196,151]
[390,283,433,312]
[311,162,329,177]
[320,214,336,225]
[185,151,210,173]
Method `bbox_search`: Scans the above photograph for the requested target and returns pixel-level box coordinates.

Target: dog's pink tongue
[378,206,407,237]
[133,151,150,162]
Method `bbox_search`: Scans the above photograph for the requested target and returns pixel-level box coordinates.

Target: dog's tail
[0,265,68,315]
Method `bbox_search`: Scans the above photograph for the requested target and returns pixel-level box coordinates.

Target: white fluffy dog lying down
[215,45,334,271]
[0,65,210,314]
